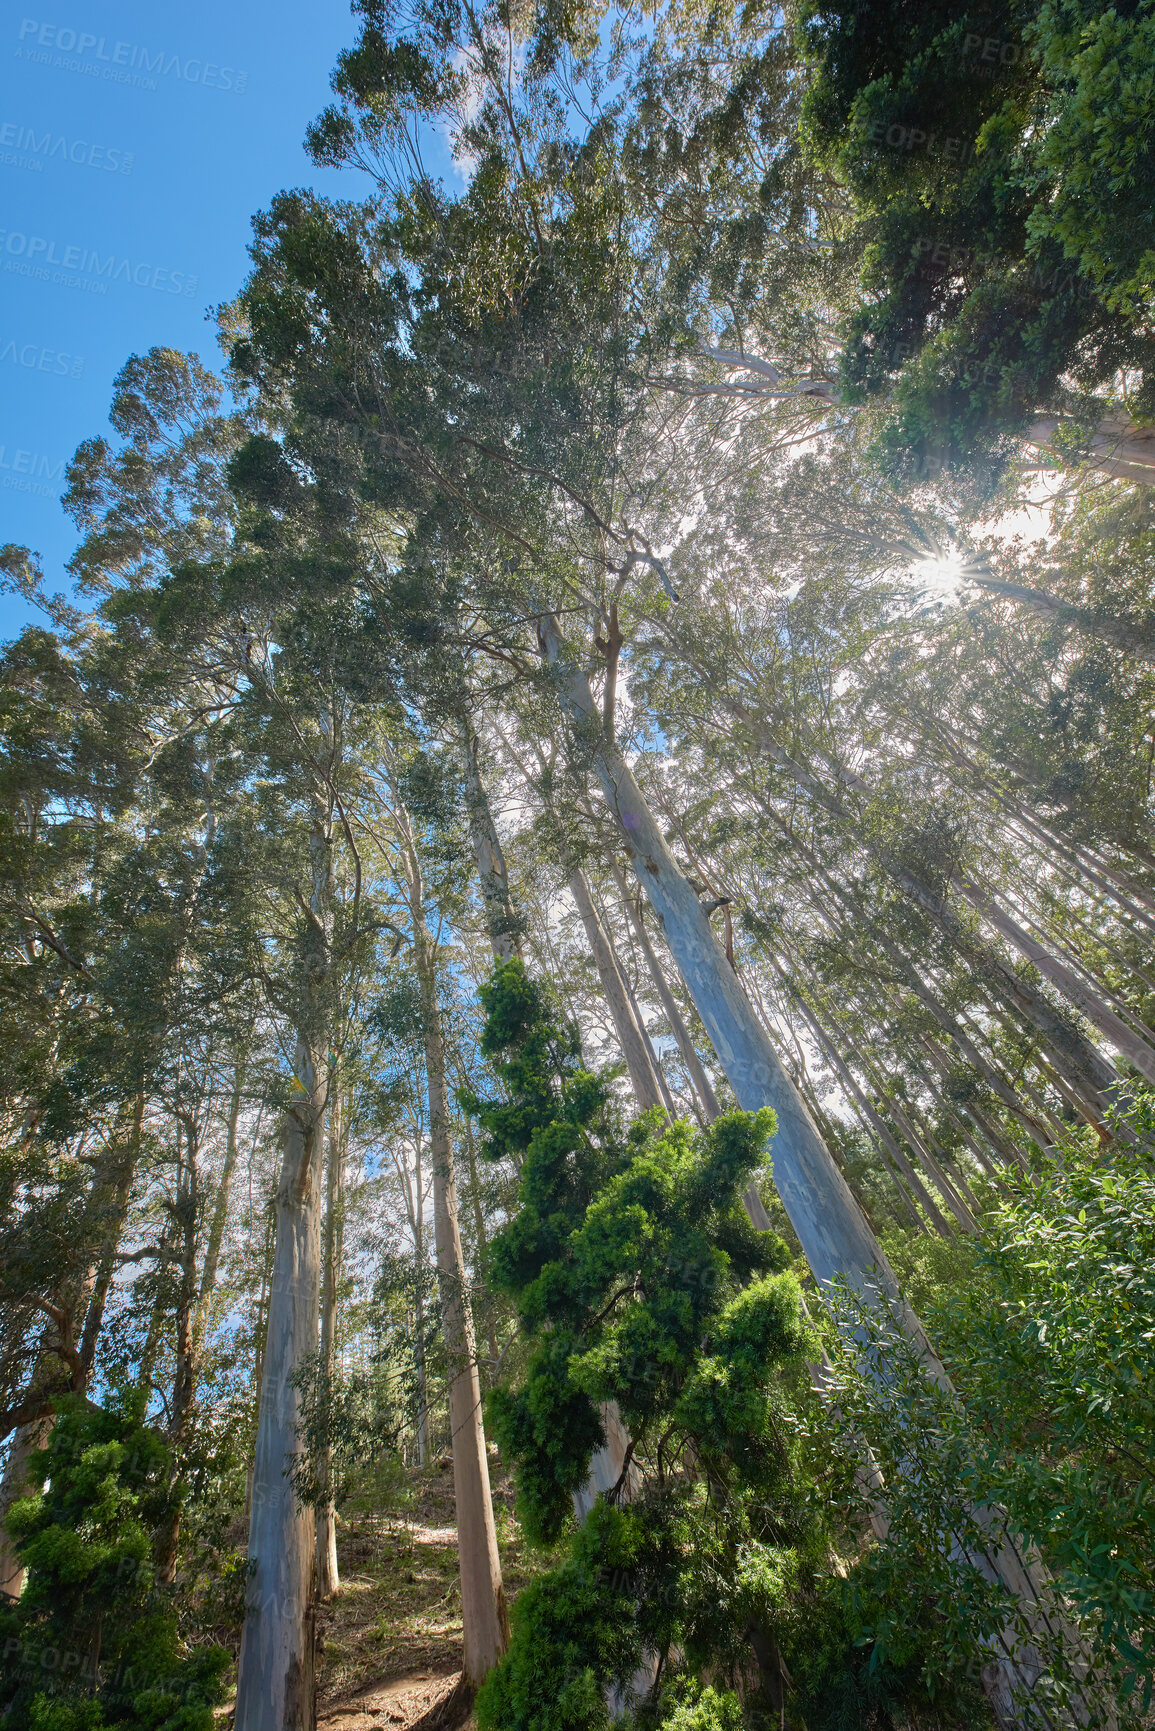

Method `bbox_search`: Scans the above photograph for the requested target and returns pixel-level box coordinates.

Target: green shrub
[0,1388,228,1731]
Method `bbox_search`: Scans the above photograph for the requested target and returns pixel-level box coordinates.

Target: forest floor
[311,1449,547,1731]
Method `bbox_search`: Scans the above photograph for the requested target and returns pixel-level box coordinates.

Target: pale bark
[958,879,1155,1086]
[794,996,948,1235]
[403,820,509,1687]
[235,812,334,1731]
[316,1093,345,1600]
[76,1099,143,1386]
[412,1137,430,1469]
[155,1107,204,1585]
[569,866,666,1112]
[1028,413,1155,486]
[969,574,1155,662]
[606,900,679,1117]
[462,745,627,1549]
[539,613,911,1301]
[796,844,1050,1157]
[460,1116,501,1373]
[193,1064,245,1356]
[462,723,521,961]
[235,1036,327,1731]
[732,706,1120,1113]
[611,860,722,1119]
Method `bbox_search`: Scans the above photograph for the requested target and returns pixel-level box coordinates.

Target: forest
[1,1,1154,1729]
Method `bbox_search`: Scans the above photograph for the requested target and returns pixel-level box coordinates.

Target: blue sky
[0,0,402,640]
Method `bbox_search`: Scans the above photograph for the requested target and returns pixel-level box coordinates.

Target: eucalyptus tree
[351,730,512,1689]
[0,499,267,1593]
[37,344,399,1730]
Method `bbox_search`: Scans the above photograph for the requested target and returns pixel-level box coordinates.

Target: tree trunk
[235,1036,327,1731]
[568,866,666,1112]
[1028,412,1155,487]
[405,829,509,1688]
[734,705,1120,1114]
[792,994,948,1235]
[77,1094,144,1386]
[155,1113,202,1585]
[957,879,1155,1085]
[461,741,628,1543]
[412,1136,430,1469]
[235,809,334,1731]
[610,860,721,1119]
[316,1093,345,1600]
[460,1117,500,1374]
[462,722,521,961]
[193,1063,246,1356]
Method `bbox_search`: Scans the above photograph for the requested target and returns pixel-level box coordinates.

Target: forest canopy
[1,2,1154,1730]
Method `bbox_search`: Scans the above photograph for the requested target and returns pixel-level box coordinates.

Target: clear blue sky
[0,0,400,639]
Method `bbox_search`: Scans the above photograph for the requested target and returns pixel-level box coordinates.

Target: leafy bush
[822,1098,1155,1726]
[467,961,983,1731]
[0,1388,228,1731]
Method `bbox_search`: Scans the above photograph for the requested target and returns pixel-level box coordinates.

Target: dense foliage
[3,0,1155,1726]
[0,1390,228,1730]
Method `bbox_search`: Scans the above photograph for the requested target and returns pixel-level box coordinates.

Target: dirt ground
[313,1454,547,1730]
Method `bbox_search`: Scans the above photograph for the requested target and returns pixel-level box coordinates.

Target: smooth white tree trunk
[958,879,1155,1085]
[610,859,721,1120]
[235,1035,327,1731]
[568,866,667,1112]
[402,818,509,1688]
[462,724,521,961]
[236,811,333,1731]
[316,1092,344,1600]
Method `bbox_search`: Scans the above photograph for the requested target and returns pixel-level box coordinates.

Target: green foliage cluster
[798,0,1155,477]
[465,962,981,1730]
[822,1096,1155,1726]
[0,1389,228,1731]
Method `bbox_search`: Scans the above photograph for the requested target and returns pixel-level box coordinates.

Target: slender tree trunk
[1028,412,1155,487]
[316,1094,344,1600]
[539,613,1067,1724]
[569,867,666,1112]
[799,853,1051,1157]
[193,1063,246,1356]
[792,994,948,1235]
[957,879,1155,1085]
[235,1036,327,1731]
[77,1094,145,1386]
[404,830,509,1688]
[611,860,721,1119]
[460,1117,500,1374]
[603,892,679,1117]
[462,722,521,961]
[244,1199,276,1529]
[235,810,334,1731]
[734,705,1120,1113]
[460,745,626,1517]
[155,1117,202,1585]
[412,1138,430,1469]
